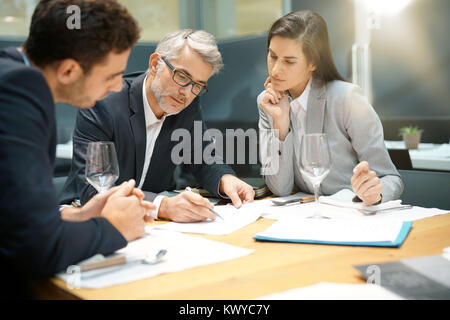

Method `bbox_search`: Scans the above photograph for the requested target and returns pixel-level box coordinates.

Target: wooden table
[31,213,450,299]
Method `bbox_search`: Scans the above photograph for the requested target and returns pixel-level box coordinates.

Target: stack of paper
[254,218,412,247]
[319,189,404,210]
[261,189,449,222]
[261,189,405,220]
[58,229,254,289]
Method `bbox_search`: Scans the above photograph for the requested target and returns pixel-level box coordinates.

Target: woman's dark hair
[268,10,344,83]
[24,0,140,73]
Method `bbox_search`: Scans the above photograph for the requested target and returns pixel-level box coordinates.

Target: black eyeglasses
[161,56,208,96]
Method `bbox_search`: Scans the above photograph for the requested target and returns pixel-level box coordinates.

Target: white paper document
[262,189,449,222]
[262,202,316,220]
[319,188,405,210]
[255,218,404,243]
[154,200,272,235]
[58,229,254,289]
[257,282,404,300]
[261,189,389,220]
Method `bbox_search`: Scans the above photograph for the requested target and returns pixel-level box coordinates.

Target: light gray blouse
[257,77,404,202]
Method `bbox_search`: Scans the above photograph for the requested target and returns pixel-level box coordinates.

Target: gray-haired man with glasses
[61,29,255,222]
[161,56,208,96]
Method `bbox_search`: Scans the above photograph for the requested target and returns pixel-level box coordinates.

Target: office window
[0,0,283,41]
[188,0,283,40]
[118,0,179,42]
[0,0,38,37]
[0,0,179,41]
[236,0,282,37]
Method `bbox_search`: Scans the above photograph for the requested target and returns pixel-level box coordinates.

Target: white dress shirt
[139,73,168,218]
[289,77,311,168]
[276,77,311,163]
[289,77,311,130]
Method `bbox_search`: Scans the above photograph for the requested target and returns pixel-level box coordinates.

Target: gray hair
[155,29,223,76]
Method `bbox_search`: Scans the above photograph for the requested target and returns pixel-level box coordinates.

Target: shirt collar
[142,72,165,128]
[289,76,312,111]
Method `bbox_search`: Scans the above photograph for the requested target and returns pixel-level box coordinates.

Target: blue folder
[253,221,412,248]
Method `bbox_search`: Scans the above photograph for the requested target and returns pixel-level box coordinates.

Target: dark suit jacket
[60,71,235,205]
[0,48,126,297]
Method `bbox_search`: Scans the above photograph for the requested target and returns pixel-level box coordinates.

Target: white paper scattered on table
[257,282,404,300]
[261,189,388,220]
[58,229,253,289]
[319,189,405,210]
[154,199,272,235]
[262,202,317,220]
[256,217,404,243]
[261,189,450,222]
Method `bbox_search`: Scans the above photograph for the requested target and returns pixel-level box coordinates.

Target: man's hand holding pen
[158,189,217,222]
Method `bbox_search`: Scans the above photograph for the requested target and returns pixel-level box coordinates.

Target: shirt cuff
[59,204,72,212]
[149,195,166,219]
[275,129,292,156]
[217,181,230,199]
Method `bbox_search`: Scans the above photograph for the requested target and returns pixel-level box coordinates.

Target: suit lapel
[128,73,147,185]
[306,77,327,134]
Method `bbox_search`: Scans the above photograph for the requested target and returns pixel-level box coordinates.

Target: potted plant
[398,126,423,149]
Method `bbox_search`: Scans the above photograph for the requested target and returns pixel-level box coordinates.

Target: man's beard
[150,69,184,116]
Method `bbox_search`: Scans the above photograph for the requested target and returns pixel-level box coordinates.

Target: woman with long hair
[258,10,403,205]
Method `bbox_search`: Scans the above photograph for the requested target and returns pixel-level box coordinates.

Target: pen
[300,196,315,203]
[80,254,127,272]
[185,186,224,220]
[78,249,168,273]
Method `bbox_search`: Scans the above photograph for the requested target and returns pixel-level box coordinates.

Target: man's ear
[55,59,83,85]
[148,53,161,76]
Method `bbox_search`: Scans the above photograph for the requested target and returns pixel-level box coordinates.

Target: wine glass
[299,133,332,218]
[85,141,119,194]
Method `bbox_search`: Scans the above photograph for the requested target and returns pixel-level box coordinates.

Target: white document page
[261,189,405,220]
[319,189,404,211]
[257,282,404,300]
[154,199,272,235]
[262,189,449,222]
[262,202,317,220]
[255,218,404,243]
[58,229,254,289]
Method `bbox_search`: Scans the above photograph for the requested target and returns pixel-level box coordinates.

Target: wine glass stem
[313,183,321,218]
[98,187,108,194]
[313,183,320,203]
